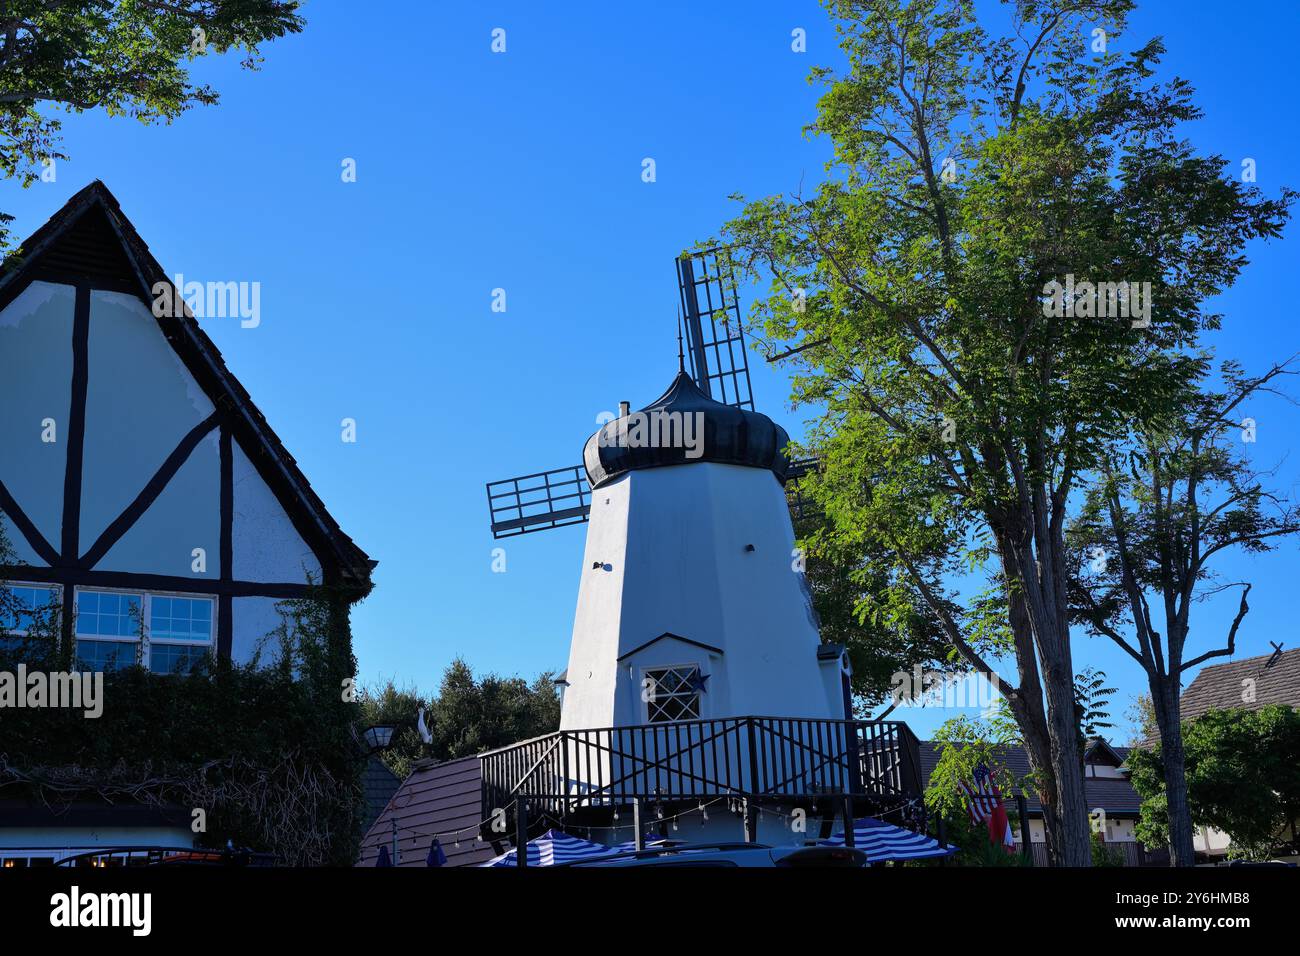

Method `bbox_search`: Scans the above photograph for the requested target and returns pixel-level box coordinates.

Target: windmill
[485,249,816,539]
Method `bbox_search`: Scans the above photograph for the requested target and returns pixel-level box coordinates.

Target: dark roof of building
[583,370,791,489]
[357,755,496,867]
[1083,737,1128,766]
[0,181,374,593]
[918,740,1143,816]
[360,755,401,837]
[1179,647,1300,722]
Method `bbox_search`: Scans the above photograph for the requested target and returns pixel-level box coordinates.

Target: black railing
[479,717,920,821]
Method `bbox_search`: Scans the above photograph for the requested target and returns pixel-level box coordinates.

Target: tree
[925,710,1029,865]
[358,658,561,780]
[1124,693,1158,747]
[0,0,304,247]
[355,679,428,782]
[798,515,952,708]
[1069,362,1300,864]
[1128,706,1300,861]
[712,0,1291,864]
[1074,666,1116,748]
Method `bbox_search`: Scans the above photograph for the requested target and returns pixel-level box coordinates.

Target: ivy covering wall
[1,532,367,866]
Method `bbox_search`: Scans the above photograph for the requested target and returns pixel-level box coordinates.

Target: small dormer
[1083,737,1129,779]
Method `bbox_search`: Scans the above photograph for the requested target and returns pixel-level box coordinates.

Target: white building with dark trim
[0,182,374,863]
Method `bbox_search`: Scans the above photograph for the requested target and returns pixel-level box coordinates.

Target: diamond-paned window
[644,665,702,723]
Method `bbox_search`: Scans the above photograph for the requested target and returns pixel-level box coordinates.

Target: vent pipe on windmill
[619,401,630,418]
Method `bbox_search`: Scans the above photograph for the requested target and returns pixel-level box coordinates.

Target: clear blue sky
[6,1,1296,741]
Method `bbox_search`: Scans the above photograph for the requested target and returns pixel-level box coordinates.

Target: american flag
[960,763,1016,852]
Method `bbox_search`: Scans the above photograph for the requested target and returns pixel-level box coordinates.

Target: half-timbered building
[0,181,374,862]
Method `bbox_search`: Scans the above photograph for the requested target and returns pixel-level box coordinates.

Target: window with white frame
[74,589,215,674]
[643,665,703,723]
[0,583,61,652]
[0,583,60,631]
[147,595,214,675]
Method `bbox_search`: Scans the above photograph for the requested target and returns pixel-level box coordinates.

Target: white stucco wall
[0,825,195,861]
[80,291,215,549]
[229,595,290,667]
[1,279,331,667]
[0,281,75,560]
[561,461,838,731]
[585,807,838,851]
[231,444,321,584]
[96,430,220,578]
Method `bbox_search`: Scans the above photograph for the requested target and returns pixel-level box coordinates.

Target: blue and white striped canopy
[481,829,621,867]
[820,817,957,862]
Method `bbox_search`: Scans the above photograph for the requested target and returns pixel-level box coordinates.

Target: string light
[376,791,932,856]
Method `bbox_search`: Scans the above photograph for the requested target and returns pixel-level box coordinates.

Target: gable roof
[357,755,495,867]
[616,632,725,662]
[917,740,1143,816]
[1083,736,1127,767]
[0,181,373,593]
[1179,647,1300,723]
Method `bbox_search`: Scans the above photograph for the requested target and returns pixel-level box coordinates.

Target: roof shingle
[1179,647,1300,723]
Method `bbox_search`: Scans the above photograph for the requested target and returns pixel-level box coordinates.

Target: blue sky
[5,0,1297,741]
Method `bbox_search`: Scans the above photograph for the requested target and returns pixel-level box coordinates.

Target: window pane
[150,596,214,642]
[76,591,142,639]
[149,643,209,675]
[644,667,702,723]
[1,585,57,632]
[76,639,137,672]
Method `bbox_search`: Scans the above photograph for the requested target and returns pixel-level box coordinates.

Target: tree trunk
[1043,658,1092,865]
[1153,679,1197,866]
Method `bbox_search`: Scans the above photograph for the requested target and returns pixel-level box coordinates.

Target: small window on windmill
[644,665,703,723]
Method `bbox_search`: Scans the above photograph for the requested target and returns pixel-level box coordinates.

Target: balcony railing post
[560,731,570,819]
[847,719,864,795]
[841,794,856,849]
[515,799,529,869]
[744,718,760,843]
[746,718,760,799]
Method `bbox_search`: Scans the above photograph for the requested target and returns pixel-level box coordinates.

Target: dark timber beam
[77,412,221,569]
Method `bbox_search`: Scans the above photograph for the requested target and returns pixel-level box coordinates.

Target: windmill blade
[486,464,591,538]
[785,457,822,524]
[676,249,754,410]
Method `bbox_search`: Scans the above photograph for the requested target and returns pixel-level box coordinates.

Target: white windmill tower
[480,252,918,851]
[486,251,848,733]
[560,362,847,729]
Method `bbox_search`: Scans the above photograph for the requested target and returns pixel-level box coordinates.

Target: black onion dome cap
[583,370,791,489]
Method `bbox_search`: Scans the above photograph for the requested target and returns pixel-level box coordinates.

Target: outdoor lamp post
[361,724,397,753]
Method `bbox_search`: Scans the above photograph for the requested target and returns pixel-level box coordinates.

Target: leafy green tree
[1090,830,1125,866]
[712,0,1291,863]
[1124,692,1158,747]
[925,711,1029,865]
[1070,364,1300,864]
[1127,706,1300,861]
[1074,666,1115,747]
[355,679,428,782]
[0,0,304,247]
[358,658,561,779]
[798,516,952,708]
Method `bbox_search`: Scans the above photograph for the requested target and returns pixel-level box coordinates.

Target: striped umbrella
[481,829,622,868]
[820,817,957,862]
